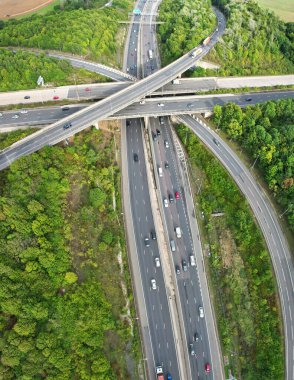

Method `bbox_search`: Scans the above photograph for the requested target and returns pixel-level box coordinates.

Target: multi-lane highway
[1,90,293,129]
[178,114,294,380]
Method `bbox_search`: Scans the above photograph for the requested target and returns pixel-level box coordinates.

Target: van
[175,227,181,238]
[170,240,176,252]
[190,254,196,266]
[158,167,163,177]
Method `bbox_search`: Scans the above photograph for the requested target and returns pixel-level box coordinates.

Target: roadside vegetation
[0,0,132,66]
[176,124,284,380]
[0,49,107,91]
[0,127,141,379]
[157,0,216,66]
[212,98,294,232]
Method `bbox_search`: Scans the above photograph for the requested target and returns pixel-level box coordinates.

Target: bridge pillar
[93,121,99,130]
[203,111,213,118]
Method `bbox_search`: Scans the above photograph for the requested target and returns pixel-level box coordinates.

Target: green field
[256,0,294,22]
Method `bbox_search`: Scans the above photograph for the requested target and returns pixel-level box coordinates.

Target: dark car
[165,162,169,169]
[151,231,157,240]
[246,97,252,101]
[134,153,139,162]
[182,260,187,272]
[24,95,31,100]
[144,237,150,247]
[175,265,181,275]
[126,120,131,126]
[213,138,220,146]
[169,193,174,203]
[151,65,154,70]
[152,132,158,141]
[194,332,199,342]
[156,128,161,136]
[62,107,70,111]
[63,122,72,130]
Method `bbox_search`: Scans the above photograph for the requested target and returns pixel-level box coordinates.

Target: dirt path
[0,0,56,19]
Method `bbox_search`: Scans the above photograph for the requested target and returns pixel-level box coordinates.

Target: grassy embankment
[176,124,284,380]
[0,127,142,379]
[256,0,294,22]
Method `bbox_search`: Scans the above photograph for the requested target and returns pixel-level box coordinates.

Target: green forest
[177,124,284,379]
[0,0,132,65]
[0,128,140,379]
[0,49,106,91]
[212,98,294,232]
[157,0,216,66]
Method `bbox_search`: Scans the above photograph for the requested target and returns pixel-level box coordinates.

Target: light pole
[250,154,259,169]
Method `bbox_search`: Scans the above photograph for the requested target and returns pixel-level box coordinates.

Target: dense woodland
[0,0,132,65]
[213,98,294,232]
[177,125,284,379]
[0,129,139,379]
[0,49,106,91]
[158,0,216,66]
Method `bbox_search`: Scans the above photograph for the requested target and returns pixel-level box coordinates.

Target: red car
[85,87,91,92]
[204,363,211,373]
[53,96,59,100]
[175,191,180,200]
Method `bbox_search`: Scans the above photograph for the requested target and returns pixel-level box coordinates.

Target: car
[175,227,181,238]
[155,257,160,267]
[0,113,3,117]
[204,363,211,373]
[151,231,157,240]
[62,107,70,111]
[126,67,130,72]
[158,167,163,177]
[151,278,157,290]
[163,198,168,208]
[246,97,252,101]
[157,103,164,107]
[190,254,196,266]
[152,133,158,141]
[165,162,169,169]
[189,343,195,356]
[140,100,146,104]
[144,237,150,247]
[134,153,139,162]
[175,265,181,275]
[213,138,220,146]
[167,374,172,380]
[199,306,204,318]
[194,332,199,342]
[53,96,59,100]
[151,65,154,70]
[85,87,91,92]
[24,95,30,99]
[169,194,174,203]
[12,115,19,119]
[187,103,193,108]
[156,128,161,136]
[133,29,136,33]
[175,191,180,200]
[20,110,28,114]
[126,120,131,126]
[159,117,164,125]
[170,240,176,252]
[164,140,169,148]
[182,259,187,272]
[63,122,72,129]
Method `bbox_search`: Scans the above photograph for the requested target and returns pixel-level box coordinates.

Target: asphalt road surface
[178,114,294,380]
[1,90,293,129]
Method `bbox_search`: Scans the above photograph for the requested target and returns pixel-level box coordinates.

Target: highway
[0,9,226,171]
[1,90,293,129]
[1,74,294,106]
[178,114,294,380]
[122,1,181,379]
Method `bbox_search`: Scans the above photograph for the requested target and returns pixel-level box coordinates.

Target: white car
[151,278,157,290]
[0,113,2,117]
[20,110,28,114]
[199,306,204,318]
[12,115,19,119]
[163,198,168,208]
[175,227,181,238]
[157,103,164,107]
[140,100,146,104]
[155,257,160,268]
[164,140,169,148]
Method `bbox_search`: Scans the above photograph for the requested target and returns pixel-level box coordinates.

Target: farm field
[0,0,57,19]
[256,0,294,22]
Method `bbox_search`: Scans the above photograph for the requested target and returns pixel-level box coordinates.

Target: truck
[203,36,211,46]
[148,49,153,59]
[190,47,203,58]
[156,366,164,380]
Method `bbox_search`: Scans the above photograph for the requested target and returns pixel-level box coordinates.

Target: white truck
[148,49,153,59]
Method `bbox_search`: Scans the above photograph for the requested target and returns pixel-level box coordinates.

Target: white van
[190,254,196,266]
[175,227,181,238]
[158,167,163,177]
